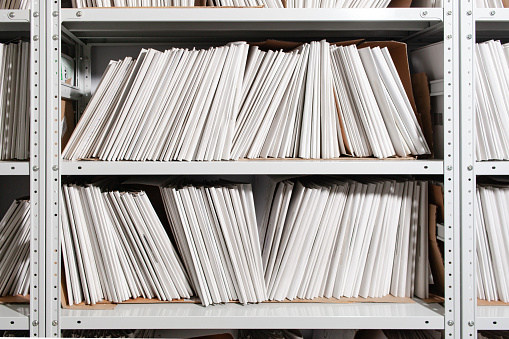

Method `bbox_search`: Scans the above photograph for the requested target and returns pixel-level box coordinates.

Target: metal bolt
[33,11,39,17]
[447,165,453,171]
[447,35,452,40]
[52,11,58,17]
[467,165,473,171]
[421,10,428,16]
[8,12,15,19]
[32,165,39,172]
[32,320,38,327]
[76,11,83,17]
[447,10,452,15]
[52,34,59,41]
[33,35,39,41]
[468,321,475,327]
[467,10,472,15]
[52,165,59,171]
[52,320,58,326]
[467,34,472,40]
[447,320,454,326]
[490,10,496,16]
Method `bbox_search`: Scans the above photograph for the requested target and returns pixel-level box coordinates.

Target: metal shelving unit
[45,2,459,337]
[0,2,45,337]
[463,3,509,336]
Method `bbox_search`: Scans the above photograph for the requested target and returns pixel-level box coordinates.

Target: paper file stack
[60,182,193,306]
[479,331,509,339]
[475,40,509,161]
[0,41,30,160]
[71,0,196,7]
[0,199,30,297]
[208,0,284,6]
[314,330,442,339]
[285,0,391,7]
[160,180,266,306]
[0,1,30,9]
[260,177,428,300]
[63,40,429,161]
[476,0,506,8]
[476,184,509,303]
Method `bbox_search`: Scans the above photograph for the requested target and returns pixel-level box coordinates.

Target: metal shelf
[0,304,29,330]
[475,161,509,176]
[61,83,82,101]
[60,8,443,44]
[60,302,444,330]
[61,159,444,176]
[0,9,30,33]
[477,306,509,330]
[0,161,30,176]
[475,8,509,40]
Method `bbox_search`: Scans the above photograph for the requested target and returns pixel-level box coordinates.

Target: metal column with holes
[459,0,476,338]
[31,0,46,336]
[443,1,461,338]
[46,0,60,337]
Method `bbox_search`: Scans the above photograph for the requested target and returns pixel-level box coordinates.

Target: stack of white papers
[0,199,30,297]
[330,44,430,158]
[479,331,509,339]
[60,182,193,306]
[476,184,509,303]
[475,40,509,161]
[285,0,391,8]
[0,41,30,160]
[0,1,30,9]
[160,179,266,306]
[208,0,284,7]
[260,177,427,300]
[64,40,428,161]
[476,0,505,7]
[71,0,195,7]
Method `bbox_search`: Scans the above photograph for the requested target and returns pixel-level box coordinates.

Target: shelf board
[61,83,82,101]
[60,302,444,330]
[0,161,29,176]
[60,8,443,44]
[475,161,509,176]
[477,305,509,330]
[0,10,30,34]
[61,159,443,176]
[0,304,29,330]
[475,8,509,40]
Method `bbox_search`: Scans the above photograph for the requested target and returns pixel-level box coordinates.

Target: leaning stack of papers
[63,40,429,161]
[0,41,30,160]
[476,0,506,8]
[285,0,392,7]
[71,0,196,7]
[160,179,266,306]
[260,177,427,300]
[208,0,284,6]
[0,1,30,9]
[0,199,30,297]
[475,40,509,161]
[476,184,509,303]
[60,182,193,306]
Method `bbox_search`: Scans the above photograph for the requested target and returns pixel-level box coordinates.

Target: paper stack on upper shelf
[62,40,429,161]
[0,1,30,9]
[0,41,30,160]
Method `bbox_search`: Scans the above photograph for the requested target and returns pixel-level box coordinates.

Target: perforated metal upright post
[459,0,476,337]
[46,0,61,337]
[30,0,45,337]
[443,0,461,338]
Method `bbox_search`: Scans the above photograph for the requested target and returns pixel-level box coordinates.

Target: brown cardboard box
[61,99,75,152]
[503,0,509,7]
